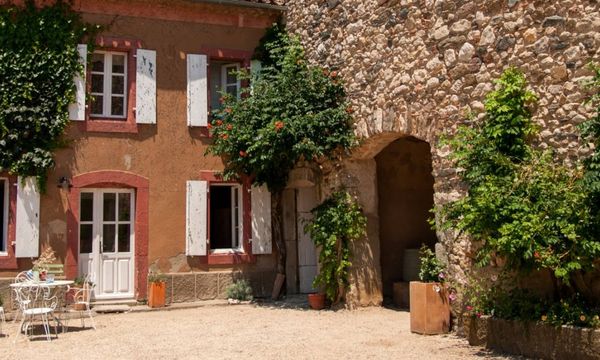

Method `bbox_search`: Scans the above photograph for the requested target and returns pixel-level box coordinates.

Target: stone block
[195,272,218,300]
[171,273,195,303]
[217,272,235,299]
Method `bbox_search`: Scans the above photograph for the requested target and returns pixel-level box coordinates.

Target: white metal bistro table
[10,280,74,339]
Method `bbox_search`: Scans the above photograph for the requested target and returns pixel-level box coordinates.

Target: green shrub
[226,279,253,301]
[418,244,445,283]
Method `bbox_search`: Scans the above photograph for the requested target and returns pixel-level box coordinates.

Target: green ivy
[206,26,357,193]
[0,1,97,189]
[440,68,600,288]
[304,191,367,304]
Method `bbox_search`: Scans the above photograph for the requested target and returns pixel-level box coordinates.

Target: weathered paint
[15,177,40,258]
[68,44,87,121]
[187,54,208,127]
[186,180,208,256]
[135,49,157,124]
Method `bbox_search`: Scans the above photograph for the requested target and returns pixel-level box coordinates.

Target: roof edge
[187,0,287,11]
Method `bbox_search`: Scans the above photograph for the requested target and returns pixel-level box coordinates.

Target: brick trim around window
[79,36,143,134]
[0,174,18,270]
[199,171,255,265]
[65,170,150,300]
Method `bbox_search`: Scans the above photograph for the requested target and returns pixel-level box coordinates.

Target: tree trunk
[571,270,595,305]
[272,190,286,277]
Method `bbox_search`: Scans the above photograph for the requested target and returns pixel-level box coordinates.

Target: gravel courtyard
[0,304,519,359]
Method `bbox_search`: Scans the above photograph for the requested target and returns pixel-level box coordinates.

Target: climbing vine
[0,1,97,189]
[304,191,366,304]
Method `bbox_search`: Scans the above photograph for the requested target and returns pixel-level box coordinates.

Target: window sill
[207,252,254,265]
[79,119,138,133]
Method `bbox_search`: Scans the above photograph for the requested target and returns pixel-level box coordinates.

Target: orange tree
[206,27,357,286]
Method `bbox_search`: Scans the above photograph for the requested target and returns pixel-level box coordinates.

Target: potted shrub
[69,275,94,310]
[226,279,253,304]
[304,191,367,309]
[148,271,167,308]
[409,244,451,334]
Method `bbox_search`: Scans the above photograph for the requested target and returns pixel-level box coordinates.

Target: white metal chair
[12,271,33,323]
[64,274,96,331]
[14,284,59,342]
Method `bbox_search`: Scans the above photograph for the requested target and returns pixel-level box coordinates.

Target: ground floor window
[0,179,7,253]
[210,184,242,252]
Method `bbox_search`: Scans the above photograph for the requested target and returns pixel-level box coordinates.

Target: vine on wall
[0,1,97,189]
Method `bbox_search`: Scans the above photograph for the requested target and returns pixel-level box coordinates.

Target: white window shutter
[251,185,272,255]
[136,49,157,124]
[250,60,262,95]
[186,180,207,256]
[187,54,208,127]
[68,44,87,121]
[15,177,40,258]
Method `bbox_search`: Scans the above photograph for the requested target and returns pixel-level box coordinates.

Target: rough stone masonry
[283,0,600,306]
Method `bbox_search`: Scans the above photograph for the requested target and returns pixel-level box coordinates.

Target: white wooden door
[79,189,135,299]
[297,188,318,293]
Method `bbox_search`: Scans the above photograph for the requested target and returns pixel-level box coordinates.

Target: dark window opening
[210,185,241,250]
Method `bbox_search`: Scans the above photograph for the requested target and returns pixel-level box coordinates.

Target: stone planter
[409,281,450,334]
[467,316,600,360]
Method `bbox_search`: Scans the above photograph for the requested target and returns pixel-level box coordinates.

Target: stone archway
[375,136,437,299]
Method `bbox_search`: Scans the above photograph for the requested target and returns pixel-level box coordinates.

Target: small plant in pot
[226,279,253,304]
[69,274,94,310]
[409,244,451,334]
[148,271,168,308]
[305,190,367,309]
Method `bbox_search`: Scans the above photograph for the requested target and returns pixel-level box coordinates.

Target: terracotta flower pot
[308,293,326,310]
[148,281,166,308]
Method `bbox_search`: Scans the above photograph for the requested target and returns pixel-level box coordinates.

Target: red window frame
[78,36,143,134]
[199,171,255,265]
[0,174,18,270]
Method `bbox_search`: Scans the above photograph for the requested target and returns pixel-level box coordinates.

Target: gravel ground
[0,304,520,360]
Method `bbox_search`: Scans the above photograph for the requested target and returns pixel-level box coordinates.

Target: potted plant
[32,246,58,282]
[226,279,253,304]
[148,271,168,308]
[68,275,94,310]
[409,244,451,334]
[304,191,367,310]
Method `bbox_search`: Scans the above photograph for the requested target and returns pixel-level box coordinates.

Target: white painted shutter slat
[187,54,208,127]
[68,44,87,121]
[186,180,207,256]
[15,177,40,258]
[251,185,272,255]
[136,49,157,124]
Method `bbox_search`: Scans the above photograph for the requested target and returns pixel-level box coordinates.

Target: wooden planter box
[466,316,600,360]
[148,282,166,308]
[409,281,450,334]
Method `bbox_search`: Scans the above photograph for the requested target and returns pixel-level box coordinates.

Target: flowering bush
[418,244,445,283]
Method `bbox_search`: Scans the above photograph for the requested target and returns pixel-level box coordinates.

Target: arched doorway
[375,136,437,299]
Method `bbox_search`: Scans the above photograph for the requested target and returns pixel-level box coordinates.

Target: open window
[209,61,241,111]
[209,184,242,252]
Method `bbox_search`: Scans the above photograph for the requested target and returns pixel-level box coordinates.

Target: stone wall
[285,0,600,305]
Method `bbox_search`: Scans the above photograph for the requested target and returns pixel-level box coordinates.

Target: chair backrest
[14,271,32,283]
[14,285,57,311]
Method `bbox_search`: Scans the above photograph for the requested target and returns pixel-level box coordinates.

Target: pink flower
[448,293,457,302]
[466,305,473,311]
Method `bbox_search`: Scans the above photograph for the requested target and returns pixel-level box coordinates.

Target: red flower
[274,121,284,131]
[207,123,213,129]
[224,107,232,114]
[476,313,482,318]
[239,150,247,157]
[226,124,233,131]
[534,251,540,259]
[346,106,354,114]
[216,120,223,126]
[221,134,229,140]
[219,97,225,103]
[330,71,338,78]
[322,69,329,76]
[466,306,473,311]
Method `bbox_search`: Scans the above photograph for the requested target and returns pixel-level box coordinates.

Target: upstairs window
[90,51,128,119]
[209,61,240,111]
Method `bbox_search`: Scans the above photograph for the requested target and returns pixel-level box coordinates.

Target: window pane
[226,68,237,84]
[79,224,93,254]
[103,224,115,253]
[226,85,237,97]
[111,76,125,95]
[92,53,104,72]
[118,193,131,221]
[118,224,131,252]
[80,193,94,222]
[0,180,5,252]
[111,96,125,117]
[103,193,116,221]
[112,55,125,74]
[210,186,233,249]
[91,95,103,115]
[91,74,104,93]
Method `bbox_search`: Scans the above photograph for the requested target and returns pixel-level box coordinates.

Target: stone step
[92,304,132,313]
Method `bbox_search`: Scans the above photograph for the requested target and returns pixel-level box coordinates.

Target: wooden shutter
[136,49,157,124]
[68,44,87,121]
[187,54,208,127]
[251,185,272,255]
[186,180,207,256]
[15,177,40,258]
